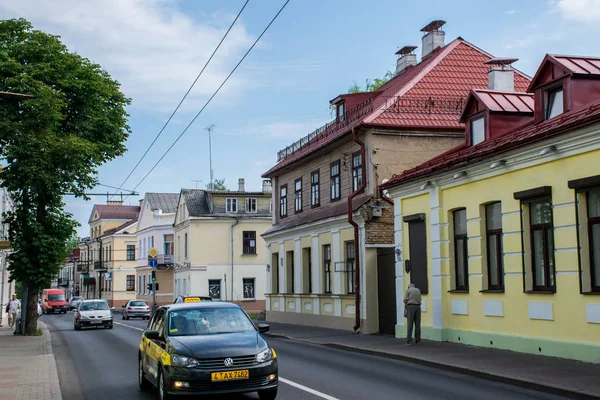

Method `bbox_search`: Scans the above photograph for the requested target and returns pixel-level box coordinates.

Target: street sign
[148,247,159,258]
[149,258,158,268]
[105,272,112,281]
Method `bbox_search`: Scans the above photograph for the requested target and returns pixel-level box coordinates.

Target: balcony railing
[93,261,106,270]
[148,254,174,266]
[58,278,69,287]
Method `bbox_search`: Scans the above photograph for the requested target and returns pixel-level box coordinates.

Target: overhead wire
[123,0,292,201]
[109,0,251,201]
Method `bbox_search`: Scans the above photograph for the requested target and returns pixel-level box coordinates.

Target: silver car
[121,300,151,320]
[68,296,83,310]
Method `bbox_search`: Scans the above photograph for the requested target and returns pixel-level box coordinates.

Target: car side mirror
[110,307,115,310]
[144,330,160,340]
[122,305,126,308]
[257,323,270,333]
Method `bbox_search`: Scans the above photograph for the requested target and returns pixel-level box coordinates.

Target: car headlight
[172,355,199,367]
[256,348,276,363]
[103,315,112,320]
[80,315,89,320]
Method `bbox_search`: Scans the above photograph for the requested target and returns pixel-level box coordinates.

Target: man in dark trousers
[404,283,422,345]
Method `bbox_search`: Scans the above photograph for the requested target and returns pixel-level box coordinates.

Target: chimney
[262,179,272,193]
[107,200,123,205]
[138,199,143,207]
[420,20,446,59]
[484,57,518,92]
[238,178,245,192]
[395,46,418,75]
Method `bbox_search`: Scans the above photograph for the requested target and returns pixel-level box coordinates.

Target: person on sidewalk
[404,283,421,345]
[7,295,20,329]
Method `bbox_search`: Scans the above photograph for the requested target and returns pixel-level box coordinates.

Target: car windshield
[79,301,109,311]
[130,301,147,307]
[48,294,65,301]
[168,308,255,336]
[72,297,82,301]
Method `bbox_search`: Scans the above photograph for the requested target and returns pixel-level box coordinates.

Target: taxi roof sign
[183,297,202,303]
[148,247,159,258]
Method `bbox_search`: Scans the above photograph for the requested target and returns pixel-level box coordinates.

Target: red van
[41,288,68,314]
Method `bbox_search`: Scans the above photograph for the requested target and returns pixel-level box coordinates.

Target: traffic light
[147,283,159,291]
[151,270,156,282]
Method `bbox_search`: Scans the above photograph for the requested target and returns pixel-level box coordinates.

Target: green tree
[65,232,80,255]
[349,70,394,93]
[206,178,228,191]
[0,19,130,335]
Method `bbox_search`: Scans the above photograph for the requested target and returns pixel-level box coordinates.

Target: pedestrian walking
[7,294,20,329]
[404,283,421,345]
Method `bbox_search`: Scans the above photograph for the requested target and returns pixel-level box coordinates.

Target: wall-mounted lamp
[420,181,432,190]
[266,264,270,272]
[490,160,506,169]
[539,145,557,156]
[453,171,467,180]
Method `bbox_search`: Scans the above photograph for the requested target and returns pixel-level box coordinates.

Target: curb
[265,333,598,400]
[39,321,63,400]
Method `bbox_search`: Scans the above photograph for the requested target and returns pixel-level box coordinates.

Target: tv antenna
[205,124,216,189]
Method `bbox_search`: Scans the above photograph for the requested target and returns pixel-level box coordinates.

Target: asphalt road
[44,311,573,400]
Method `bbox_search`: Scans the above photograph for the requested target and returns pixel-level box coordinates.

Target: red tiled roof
[100,218,138,237]
[89,204,140,223]
[381,98,600,189]
[263,38,531,177]
[459,89,534,122]
[528,54,600,92]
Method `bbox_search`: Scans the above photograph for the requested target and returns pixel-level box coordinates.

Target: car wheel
[74,320,81,331]
[108,324,113,329]
[122,313,125,320]
[258,387,278,400]
[158,368,171,400]
[138,356,151,391]
[126,316,130,320]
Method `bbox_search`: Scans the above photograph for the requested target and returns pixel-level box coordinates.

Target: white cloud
[555,0,600,22]
[0,0,255,112]
[507,10,516,14]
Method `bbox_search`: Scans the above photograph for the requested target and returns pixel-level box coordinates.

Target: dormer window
[470,116,485,146]
[545,87,563,120]
[336,103,345,121]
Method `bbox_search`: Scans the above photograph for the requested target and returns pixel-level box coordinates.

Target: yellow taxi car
[138,301,278,400]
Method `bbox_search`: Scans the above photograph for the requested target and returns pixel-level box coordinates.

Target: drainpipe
[348,127,367,332]
[95,238,102,300]
[231,218,239,302]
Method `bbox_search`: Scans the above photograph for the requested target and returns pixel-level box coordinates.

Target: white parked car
[74,299,114,330]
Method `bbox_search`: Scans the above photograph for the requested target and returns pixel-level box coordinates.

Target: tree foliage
[348,70,394,93]
[65,232,80,255]
[206,178,228,191]
[0,18,130,334]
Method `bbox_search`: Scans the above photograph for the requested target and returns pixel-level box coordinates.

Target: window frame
[352,152,363,192]
[528,198,555,292]
[226,198,238,213]
[336,102,345,121]
[242,231,257,255]
[544,85,564,121]
[485,202,504,291]
[346,241,356,294]
[126,275,135,292]
[245,198,257,213]
[295,178,303,213]
[470,115,485,146]
[323,244,332,294]
[208,279,221,300]
[184,233,188,259]
[243,278,255,299]
[280,184,288,218]
[453,209,469,291]
[126,245,135,261]
[586,189,600,292]
[330,160,341,202]
[311,170,320,207]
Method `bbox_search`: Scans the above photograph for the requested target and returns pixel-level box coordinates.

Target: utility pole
[205,125,215,190]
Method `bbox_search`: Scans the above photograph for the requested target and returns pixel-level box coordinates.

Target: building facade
[382,54,600,362]
[0,169,15,324]
[173,179,272,313]
[261,20,531,334]
[58,248,80,299]
[135,193,179,306]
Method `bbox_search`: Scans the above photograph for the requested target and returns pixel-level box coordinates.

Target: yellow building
[382,54,600,362]
[173,179,272,313]
[80,201,140,307]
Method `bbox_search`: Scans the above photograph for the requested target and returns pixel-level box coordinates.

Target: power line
[109,0,250,201]
[124,0,292,200]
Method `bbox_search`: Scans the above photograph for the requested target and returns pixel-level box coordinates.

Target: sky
[1,0,600,237]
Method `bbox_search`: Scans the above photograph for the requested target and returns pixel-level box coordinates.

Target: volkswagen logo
[223,358,234,367]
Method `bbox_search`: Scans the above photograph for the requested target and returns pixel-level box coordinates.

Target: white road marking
[114,322,143,331]
[279,377,340,400]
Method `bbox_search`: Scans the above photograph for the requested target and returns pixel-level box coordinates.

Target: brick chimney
[238,178,245,192]
[484,57,518,92]
[421,20,446,59]
[395,46,418,75]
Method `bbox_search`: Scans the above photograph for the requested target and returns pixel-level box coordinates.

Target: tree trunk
[24,284,38,335]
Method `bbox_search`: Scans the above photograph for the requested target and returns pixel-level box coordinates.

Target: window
[138,240,142,259]
[126,275,135,291]
[303,248,312,294]
[323,244,332,293]
[295,178,303,213]
[330,161,341,201]
[470,116,485,146]
[545,87,563,120]
[137,275,141,295]
[243,278,255,299]
[208,279,221,299]
[311,170,320,207]
[109,245,111,261]
[529,199,555,291]
[453,209,469,290]
[485,202,504,290]
[126,245,135,261]
[245,198,257,213]
[142,275,146,295]
[226,198,238,213]
[164,234,174,255]
[346,242,355,294]
[184,233,188,258]
[286,251,295,293]
[280,185,288,217]
[270,198,273,213]
[243,231,257,255]
[151,235,155,248]
[336,103,345,121]
[352,153,363,191]
[587,188,600,291]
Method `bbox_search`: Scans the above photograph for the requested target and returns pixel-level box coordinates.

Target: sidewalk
[0,320,62,400]
[262,322,600,400]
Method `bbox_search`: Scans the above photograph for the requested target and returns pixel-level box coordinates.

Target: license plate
[211,370,249,382]
[91,320,101,324]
